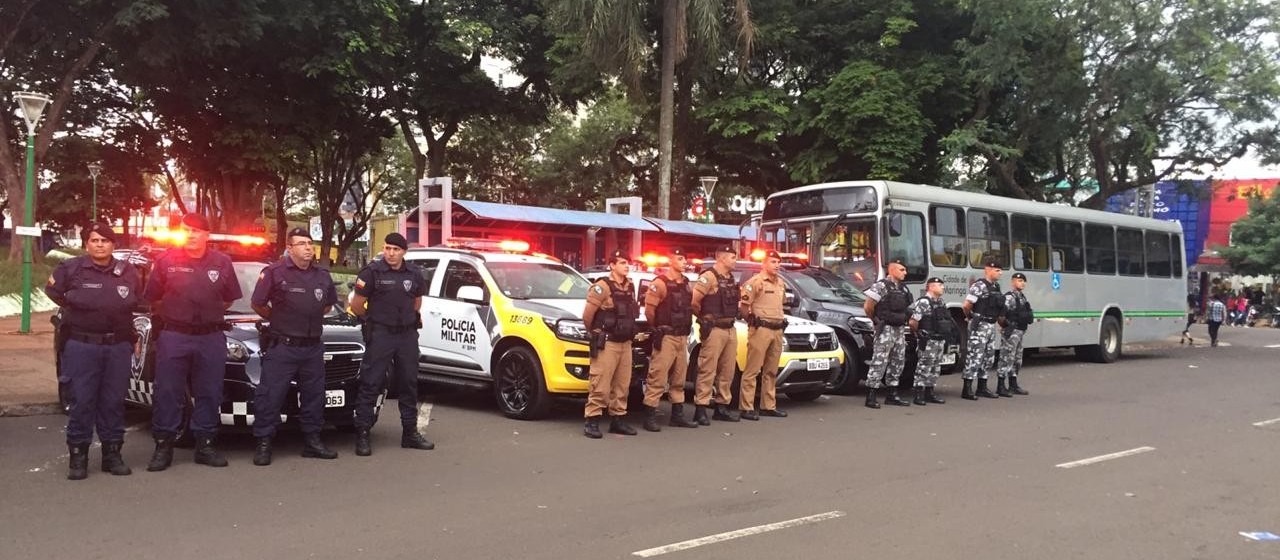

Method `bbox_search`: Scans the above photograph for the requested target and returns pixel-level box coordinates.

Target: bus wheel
[1076,316,1122,363]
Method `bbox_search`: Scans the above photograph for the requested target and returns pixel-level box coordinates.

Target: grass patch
[0,259,55,296]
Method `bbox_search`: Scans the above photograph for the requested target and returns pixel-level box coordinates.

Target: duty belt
[275,335,321,347]
[371,323,416,334]
[752,317,787,330]
[971,314,999,324]
[710,317,736,329]
[67,330,130,345]
[163,322,224,335]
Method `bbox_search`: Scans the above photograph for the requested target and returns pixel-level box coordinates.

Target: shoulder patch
[355,278,366,289]
[745,283,753,292]
[697,276,709,285]
[593,285,604,294]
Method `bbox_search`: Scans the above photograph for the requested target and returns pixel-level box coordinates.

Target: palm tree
[553,0,754,219]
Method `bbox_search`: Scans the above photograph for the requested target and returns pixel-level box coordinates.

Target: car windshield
[788,267,866,304]
[488,261,590,299]
[228,262,269,314]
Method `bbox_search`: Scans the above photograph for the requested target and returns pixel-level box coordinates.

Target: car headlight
[226,339,251,362]
[849,316,874,333]
[545,318,590,343]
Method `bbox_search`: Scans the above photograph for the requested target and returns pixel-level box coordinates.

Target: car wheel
[1075,315,1122,363]
[493,345,551,420]
[787,389,824,402]
[826,335,863,395]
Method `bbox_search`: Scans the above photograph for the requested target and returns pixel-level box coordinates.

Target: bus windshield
[788,267,866,305]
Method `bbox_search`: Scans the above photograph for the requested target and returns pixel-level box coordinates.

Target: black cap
[716,245,735,255]
[887,258,905,268]
[609,250,630,263]
[1012,272,1027,281]
[286,227,312,241]
[384,232,408,250]
[926,276,944,285]
[669,248,685,257]
[983,256,1003,269]
[181,213,211,232]
[83,222,116,244]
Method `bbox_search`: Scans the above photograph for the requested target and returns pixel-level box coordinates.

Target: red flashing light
[750,248,766,262]
[640,253,670,268]
[445,237,532,254]
[793,252,809,261]
[498,239,530,253]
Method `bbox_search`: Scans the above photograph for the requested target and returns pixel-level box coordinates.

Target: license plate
[324,390,345,408]
[940,353,957,365]
[807,358,830,371]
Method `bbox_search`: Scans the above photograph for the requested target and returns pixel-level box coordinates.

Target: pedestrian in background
[1207,294,1227,347]
[738,250,789,420]
[582,251,639,438]
[45,223,140,480]
[143,213,242,471]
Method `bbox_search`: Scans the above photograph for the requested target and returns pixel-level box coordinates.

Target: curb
[0,402,64,417]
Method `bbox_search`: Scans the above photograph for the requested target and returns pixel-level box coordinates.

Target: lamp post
[87,162,102,222]
[698,176,719,223]
[13,91,51,334]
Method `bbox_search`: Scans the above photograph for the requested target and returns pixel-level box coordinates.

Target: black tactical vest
[701,269,739,321]
[593,279,637,342]
[1005,291,1034,330]
[653,276,693,335]
[920,297,956,340]
[874,280,910,326]
[972,279,1005,320]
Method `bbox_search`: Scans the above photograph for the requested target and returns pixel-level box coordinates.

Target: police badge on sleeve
[117,286,129,299]
[314,288,324,301]
[402,279,412,292]
[208,270,220,283]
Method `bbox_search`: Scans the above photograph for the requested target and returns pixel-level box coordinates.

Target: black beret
[181,213,211,232]
[670,248,685,257]
[609,250,630,263]
[887,258,905,267]
[926,276,944,285]
[384,232,408,250]
[286,227,312,241]
[83,222,116,244]
[1012,272,1027,281]
[716,245,735,255]
[984,257,1003,269]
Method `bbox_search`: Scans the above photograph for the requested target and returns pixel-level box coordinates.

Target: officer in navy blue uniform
[350,232,432,456]
[248,227,340,466]
[143,213,243,471]
[45,223,140,480]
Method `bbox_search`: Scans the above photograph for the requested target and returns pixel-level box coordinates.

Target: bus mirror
[888,214,903,237]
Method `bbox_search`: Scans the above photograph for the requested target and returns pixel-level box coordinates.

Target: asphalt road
[3,323,1279,560]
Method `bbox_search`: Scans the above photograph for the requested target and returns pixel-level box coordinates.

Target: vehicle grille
[325,342,363,354]
[784,368,833,385]
[324,342,363,382]
[785,332,838,352]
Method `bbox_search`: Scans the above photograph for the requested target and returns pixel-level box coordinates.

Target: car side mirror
[784,290,796,309]
[456,285,486,305]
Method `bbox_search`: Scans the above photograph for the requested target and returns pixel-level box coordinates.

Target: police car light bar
[141,229,267,246]
[445,237,531,253]
[640,253,670,267]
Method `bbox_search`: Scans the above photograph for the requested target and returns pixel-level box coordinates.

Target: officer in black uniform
[45,223,140,480]
[143,213,243,471]
[350,232,432,455]
[249,227,340,465]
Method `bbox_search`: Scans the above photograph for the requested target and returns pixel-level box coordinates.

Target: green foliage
[1218,183,1280,276]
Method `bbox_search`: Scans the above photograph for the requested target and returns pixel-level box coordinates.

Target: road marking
[1252,417,1280,427]
[417,402,433,431]
[1055,446,1156,469]
[631,510,846,557]
[1266,344,1280,348]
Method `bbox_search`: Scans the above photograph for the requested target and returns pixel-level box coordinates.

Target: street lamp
[87,162,103,222]
[698,176,719,223]
[13,91,51,334]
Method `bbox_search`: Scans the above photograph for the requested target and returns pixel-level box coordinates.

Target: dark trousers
[1208,320,1222,344]
[253,343,325,437]
[353,329,419,430]
[152,331,226,438]
[61,339,132,445]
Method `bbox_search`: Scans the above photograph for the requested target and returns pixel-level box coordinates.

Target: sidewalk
[0,311,61,417]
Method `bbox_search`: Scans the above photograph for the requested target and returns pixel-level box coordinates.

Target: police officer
[641,248,698,431]
[143,213,243,470]
[863,259,912,408]
[997,272,1033,396]
[248,227,340,465]
[45,223,140,480]
[908,277,952,406]
[350,233,432,455]
[690,245,741,424]
[738,250,789,420]
[583,251,639,438]
[962,256,1005,400]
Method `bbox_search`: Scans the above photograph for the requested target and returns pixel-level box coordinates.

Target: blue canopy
[454,200,659,231]
[645,217,756,240]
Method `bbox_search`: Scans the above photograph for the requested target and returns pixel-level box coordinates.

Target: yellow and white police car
[400,239,597,419]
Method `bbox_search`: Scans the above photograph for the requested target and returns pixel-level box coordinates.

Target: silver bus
[759,180,1186,363]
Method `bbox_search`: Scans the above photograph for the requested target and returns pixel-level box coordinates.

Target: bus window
[1171,233,1184,277]
[1050,220,1084,273]
[1085,224,1116,275]
[1145,231,1171,277]
[1116,228,1144,276]
[966,210,1009,269]
[1011,214,1048,271]
[819,219,878,289]
[886,211,927,282]
[929,205,966,267]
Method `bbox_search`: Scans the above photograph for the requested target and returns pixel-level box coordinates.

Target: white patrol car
[400,242,597,419]
[585,270,845,402]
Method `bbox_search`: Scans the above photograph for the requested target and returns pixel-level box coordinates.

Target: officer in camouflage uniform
[908,277,952,406]
[962,256,1005,400]
[996,272,1032,396]
[862,259,912,409]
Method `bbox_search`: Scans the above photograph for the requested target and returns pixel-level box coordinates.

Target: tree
[1218,181,1280,277]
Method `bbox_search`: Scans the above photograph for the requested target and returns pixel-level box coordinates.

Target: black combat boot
[961,379,977,400]
[401,428,435,450]
[608,415,638,436]
[194,435,228,467]
[584,416,603,439]
[740,409,760,421]
[712,404,740,422]
[692,405,711,426]
[355,428,372,456]
[147,436,175,472]
[1009,375,1029,395]
[865,388,881,409]
[100,441,132,476]
[912,386,927,406]
[976,378,998,399]
[303,433,338,459]
[253,437,273,466]
[760,408,787,417]
[669,403,697,428]
[996,377,1012,397]
[67,443,89,480]
[642,406,662,432]
[925,386,946,404]
[884,387,910,406]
